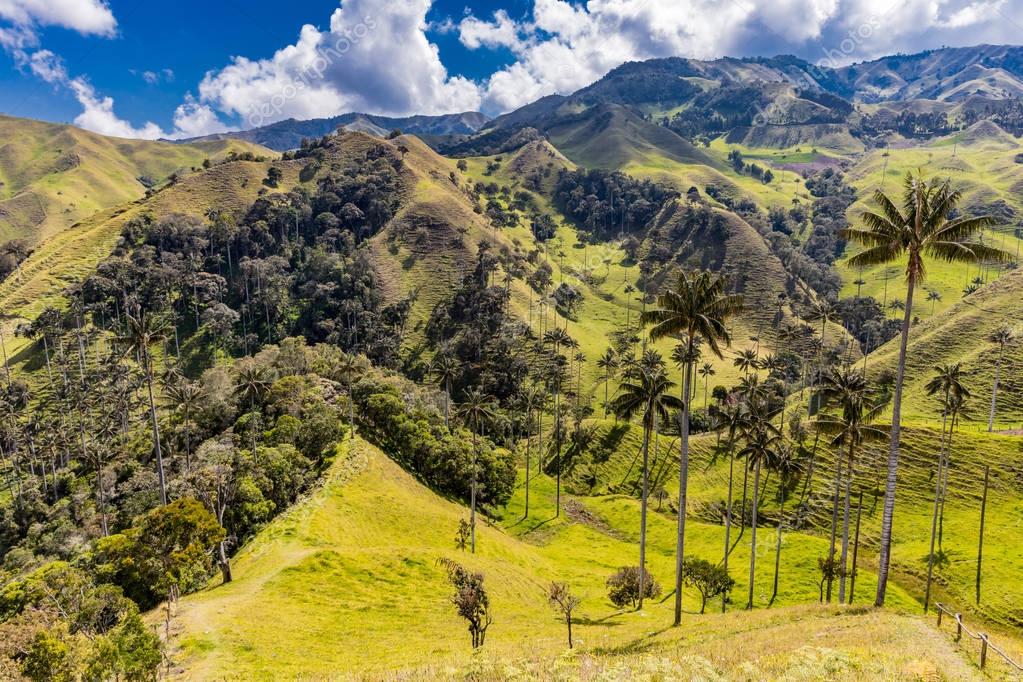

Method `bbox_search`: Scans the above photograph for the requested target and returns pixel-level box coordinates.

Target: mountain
[834,44,1023,102]
[0,114,270,245]
[181,111,489,151]
[5,42,1023,681]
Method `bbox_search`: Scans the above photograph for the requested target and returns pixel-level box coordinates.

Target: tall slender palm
[641,270,743,626]
[233,363,273,454]
[596,347,619,419]
[457,387,497,553]
[337,352,361,440]
[815,369,886,603]
[926,290,942,315]
[809,299,837,415]
[161,379,206,472]
[736,399,781,610]
[698,362,716,412]
[520,384,548,519]
[430,351,461,428]
[842,172,1006,606]
[922,363,970,612]
[115,308,172,505]
[543,327,576,516]
[733,349,760,379]
[769,446,802,607]
[719,401,748,612]
[610,351,681,610]
[986,326,1015,432]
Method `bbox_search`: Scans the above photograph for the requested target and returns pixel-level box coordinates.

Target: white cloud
[69,77,165,139]
[166,94,236,140]
[27,48,65,83]
[458,10,523,50]
[196,0,482,129]
[0,0,116,47]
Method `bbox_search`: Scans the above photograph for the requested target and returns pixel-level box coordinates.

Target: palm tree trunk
[770,495,785,606]
[145,352,168,506]
[673,359,693,626]
[987,346,1004,432]
[638,416,651,610]
[722,437,735,613]
[875,272,915,607]
[470,428,477,553]
[524,408,530,519]
[924,415,946,613]
[747,459,762,609]
[348,372,356,440]
[838,444,854,603]
[826,449,843,603]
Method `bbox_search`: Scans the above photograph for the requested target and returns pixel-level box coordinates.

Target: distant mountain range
[180,44,1023,152]
[181,111,490,151]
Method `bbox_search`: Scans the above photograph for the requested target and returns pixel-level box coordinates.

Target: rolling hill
[0,115,271,245]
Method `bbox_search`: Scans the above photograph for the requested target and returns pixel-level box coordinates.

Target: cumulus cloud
[68,77,165,139]
[196,0,482,129]
[0,0,116,49]
[460,0,1023,113]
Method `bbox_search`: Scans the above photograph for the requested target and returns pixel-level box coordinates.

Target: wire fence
[935,602,1023,673]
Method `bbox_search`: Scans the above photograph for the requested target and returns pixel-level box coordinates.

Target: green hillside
[168,437,993,680]
[0,115,272,245]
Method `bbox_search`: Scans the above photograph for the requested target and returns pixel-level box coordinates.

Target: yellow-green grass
[167,437,995,680]
[863,267,1023,427]
[563,416,1023,632]
[0,114,272,245]
[839,130,1023,320]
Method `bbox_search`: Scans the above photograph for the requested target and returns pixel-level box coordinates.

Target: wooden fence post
[980,634,988,669]
[955,614,962,641]
[937,606,943,627]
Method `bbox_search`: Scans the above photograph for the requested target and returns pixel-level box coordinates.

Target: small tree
[817,556,843,602]
[264,166,283,188]
[606,566,661,610]
[455,519,471,552]
[439,558,492,648]
[546,582,582,648]
[681,557,735,614]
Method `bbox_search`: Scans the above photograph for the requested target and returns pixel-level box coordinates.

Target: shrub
[606,566,661,609]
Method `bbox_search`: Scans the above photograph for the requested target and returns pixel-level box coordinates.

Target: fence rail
[935,602,1023,672]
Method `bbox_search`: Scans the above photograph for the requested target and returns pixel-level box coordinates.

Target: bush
[606,566,661,609]
[680,557,735,613]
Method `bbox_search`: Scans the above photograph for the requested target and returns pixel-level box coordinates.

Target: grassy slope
[0,156,307,362]
[169,438,994,680]
[0,114,270,244]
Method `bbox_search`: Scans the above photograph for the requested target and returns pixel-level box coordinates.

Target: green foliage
[606,566,662,609]
[680,557,735,613]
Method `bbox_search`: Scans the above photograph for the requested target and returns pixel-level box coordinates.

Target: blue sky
[1,0,1022,139]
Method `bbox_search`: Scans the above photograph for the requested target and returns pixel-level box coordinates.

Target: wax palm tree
[596,347,619,419]
[233,363,273,454]
[520,384,548,518]
[543,327,576,515]
[769,445,802,607]
[641,270,743,626]
[115,308,172,505]
[926,290,942,315]
[719,400,749,612]
[610,351,682,609]
[733,349,760,379]
[698,362,716,412]
[815,369,886,603]
[922,363,970,612]
[986,326,1016,432]
[457,387,498,553]
[737,400,782,610]
[336,351,361,441]
[430,350,461,428]
[841,172,1007,606]
[161,379,206,472]
[809,298,837,414]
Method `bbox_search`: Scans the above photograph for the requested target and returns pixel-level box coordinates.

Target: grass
[0,114,270,245]
[167,437,1003,680]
